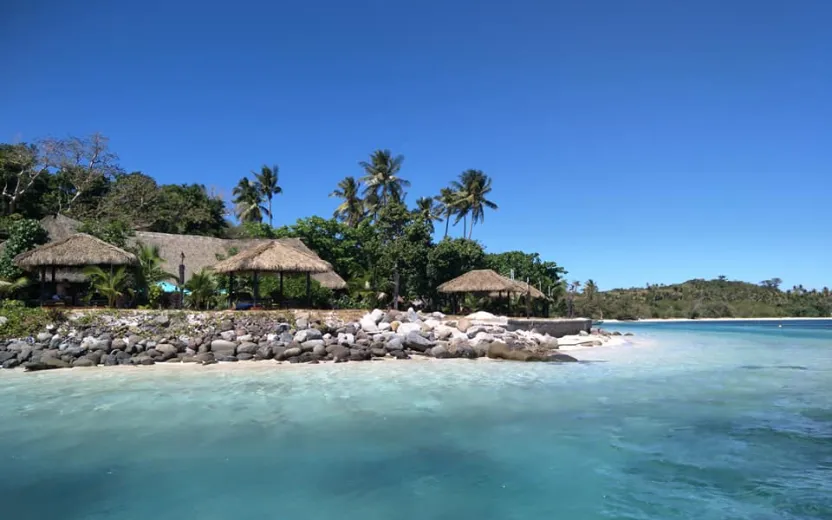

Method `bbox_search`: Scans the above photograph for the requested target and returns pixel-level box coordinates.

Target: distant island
[572,278,831,320]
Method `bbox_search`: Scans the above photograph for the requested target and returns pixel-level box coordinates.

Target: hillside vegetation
[574,278,831,320]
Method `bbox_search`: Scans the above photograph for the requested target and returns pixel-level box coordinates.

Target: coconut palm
[359,150,409,210]
[184,268,216,310]
[254,164,283,227]
[584,279,598,301]
[232,177,265,223]
[414,197,443,232]
[450,170,498,238]
[435,187,460,238]
[134,243,176,302]
[330,176,364,227]
[0,276,29,297]
[83,266,130,308]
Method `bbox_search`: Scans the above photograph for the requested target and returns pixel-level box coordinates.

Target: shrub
[0,219,48,280]
[0,300,47,338]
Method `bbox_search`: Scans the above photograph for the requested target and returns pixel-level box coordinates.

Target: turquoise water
[1,321,831,519]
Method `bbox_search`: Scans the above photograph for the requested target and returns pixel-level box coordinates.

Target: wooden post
[305,272,311,308]
[253,271,259,308]
[279,271,284,304]
[229,273,235,309]
[39,267,46,304]
[51,265,56,301]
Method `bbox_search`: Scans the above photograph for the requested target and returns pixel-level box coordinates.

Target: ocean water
[1,321,831,519]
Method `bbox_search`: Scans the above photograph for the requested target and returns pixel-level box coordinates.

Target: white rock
[360,316,379,333]
[237,334,253,342]
[266,333,277,342]
[396,322,422,336]
[423,319,441,331]
[378,322,392,332]
[370,309,385,324]
[337,333,355,345]
[220,330,236,341]
[431,311,446,320]
[470,332,495,347]
[435,325,455,340]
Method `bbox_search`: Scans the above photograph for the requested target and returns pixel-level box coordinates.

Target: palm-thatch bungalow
[15,215,348,290]
[212,240,333,306]
[13,233,138,303]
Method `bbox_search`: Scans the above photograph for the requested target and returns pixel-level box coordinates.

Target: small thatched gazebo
[14,233,139,304]
[211,240,333,307]
[438,269,549,316]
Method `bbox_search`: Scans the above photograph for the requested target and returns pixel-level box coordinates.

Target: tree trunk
[444,216,450,238]
[268,197,273,227]
[468,221,474,239]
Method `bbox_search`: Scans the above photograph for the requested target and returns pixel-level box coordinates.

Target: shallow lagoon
[1,321,830,519]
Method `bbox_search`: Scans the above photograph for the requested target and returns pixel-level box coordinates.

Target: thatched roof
[309,270,348,290]
[40,214,82,241]
[501,280,549,300]
[14,233,138,268]
[437,269,519,293]
[211,240,333,274]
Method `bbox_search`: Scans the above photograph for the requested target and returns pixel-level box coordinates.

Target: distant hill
[575,278,831,320]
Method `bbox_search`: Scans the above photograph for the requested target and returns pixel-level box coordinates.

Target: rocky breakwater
[0,309,600,372]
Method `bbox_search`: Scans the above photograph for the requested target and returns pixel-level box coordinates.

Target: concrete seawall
[506,318,592,338]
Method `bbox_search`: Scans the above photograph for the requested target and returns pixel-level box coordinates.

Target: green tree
[134,242,176,303]
[185,268,216,310]
[359,150,409,210]
[78,219,134,248]
[427,238,486,289]
[414,197,443,233]
[435,187,460,238]
[451,169,497,239]
[330,176,364,227]
[83,266,131,308]
[96,172,159,229]
[232,177,265,223]
[254,164,282,227]
[0,219,49,280]
[152,184,227,236]
[0,143,50,215]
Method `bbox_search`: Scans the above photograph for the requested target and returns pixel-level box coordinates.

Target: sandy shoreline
[600,317,830,323]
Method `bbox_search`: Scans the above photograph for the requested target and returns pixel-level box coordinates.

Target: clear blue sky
[2,0,830,290]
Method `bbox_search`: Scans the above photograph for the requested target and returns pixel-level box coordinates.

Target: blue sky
[2,0,830,290]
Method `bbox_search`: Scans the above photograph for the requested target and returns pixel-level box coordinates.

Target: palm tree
[436,187,460,238]
[232,177,265,223]
[452,169,498,239]
[83,266,130,308]
[134,243,176,302]
[254,164,283,227]
[584,279,598,301]
[359,150,409,210]
[0,276,29,297]
[184,268,216,310]
[330,176,364,227]
[414,197,443,232]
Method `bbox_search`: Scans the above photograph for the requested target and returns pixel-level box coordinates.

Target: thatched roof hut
[437,269,519,294]
[211,240,332,274]
[14,233,138,268]
[505,280,549,300]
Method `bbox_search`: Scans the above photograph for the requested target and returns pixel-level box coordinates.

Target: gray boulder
[211,340,237,357]
[278,331,294,344]
[3,358,20,369]
[406,308,421,323]
[216,355,238,362]
[7,341,29,352]
[349,348,371,361]
[312,344,327,357]
[156,343,179,359]
[73,357,96,367]
[403,332,434,352]
[195,352,215,364]
[154,314,171,327]
[294,328,322,343]
[385,336,404,351]
[431,345,451,358]
[220,330,236,342]
[36,332,52,343]
[0,351,16,364]
[549,353,578,362]
[330,345,351,361]
[295,317,309,330]
[455,318,472,333]
[255,345,274,360]
[237,353,254,361]
[237,342,258,355]
[283,347,302,358]
[371,347,387,358]
[301,339,325,352]
[24,357,71,371]
[390,350,410,360]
